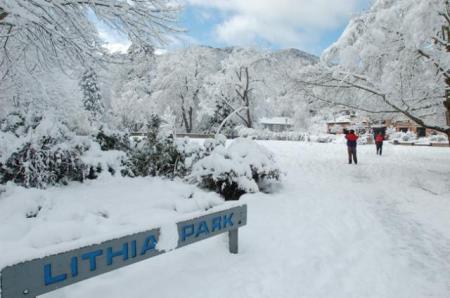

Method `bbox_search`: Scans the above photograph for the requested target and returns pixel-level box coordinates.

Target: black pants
[376,142,383,155]
[347,147,357,164]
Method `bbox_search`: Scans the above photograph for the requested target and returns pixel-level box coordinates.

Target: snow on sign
[0,205,247,298]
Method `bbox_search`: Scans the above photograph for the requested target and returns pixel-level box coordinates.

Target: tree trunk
[181,110,191,133]
[180,107,193,133]
[180,104,191,133]
[245,98,252,128]
[235,67,253,128]
[180,94,192,133]
[244,67,252,128]
[444,9,450,146]
[188,106,193,133]
[446,93,450,146]
[446,130,450,146]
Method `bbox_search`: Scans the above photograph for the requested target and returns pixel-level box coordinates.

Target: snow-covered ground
[1,141,450,298]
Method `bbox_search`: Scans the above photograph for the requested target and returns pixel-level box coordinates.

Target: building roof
[327,115,371,125]
[259,117,294,125]
[327,115,351,124]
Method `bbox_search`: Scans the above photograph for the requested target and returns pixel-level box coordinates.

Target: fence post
[228,229,238,254]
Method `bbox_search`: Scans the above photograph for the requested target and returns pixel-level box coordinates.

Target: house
[369,119,393,136]
[392,119,438,137]
[372,116,441,137]
[259,117,294,132]
[360,118,441,138]
[327,115,370,134]
[326,109,447,139]
[327,116,351,134]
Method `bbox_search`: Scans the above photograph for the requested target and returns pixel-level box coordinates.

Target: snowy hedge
[0,114,125,188]
[1,137,88,188]
[429,134,449,143]
[236,126,309,141]
[0,113,282,199]
[189,137,280,200]
[96,127,130,151]
[121,115,203,178]
[0,113,206,188]
[389,131,449,145]
[390,131,417,142]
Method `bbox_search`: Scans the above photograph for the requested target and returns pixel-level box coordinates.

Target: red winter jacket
[375,134,384,143]
[345,133,358,147]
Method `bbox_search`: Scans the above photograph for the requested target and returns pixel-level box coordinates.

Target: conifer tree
[209,100,236,136]
[80,68,105,122]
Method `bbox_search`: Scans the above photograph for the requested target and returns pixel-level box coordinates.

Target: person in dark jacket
[375,132,384,155]
[345,130,358,164]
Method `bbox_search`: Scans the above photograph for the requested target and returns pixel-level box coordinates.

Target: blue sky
[177,0,373,55]
[100,0,372,56]
[179,7,350,55]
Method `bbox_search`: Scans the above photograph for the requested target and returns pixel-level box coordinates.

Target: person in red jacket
[345,129,358,164]
[375,132,384,155]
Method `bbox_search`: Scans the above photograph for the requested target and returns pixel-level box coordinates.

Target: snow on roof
[327,115,351,124]
[259,117,294,125]
[327,115,372,124]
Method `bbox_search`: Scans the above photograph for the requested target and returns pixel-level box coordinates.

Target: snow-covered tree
[202,48,267,131]
[110,43,157,132]
[297,0,449,142]
[0,1,183,188]
[105,46,318,134]
[80,68,104,122]
[150,47,222,133]
[0,0,180,75]
[0,0,180,132]
[419,0,450,133]
[202,47,319,133]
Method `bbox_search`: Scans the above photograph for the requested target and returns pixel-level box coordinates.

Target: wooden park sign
[1,205,247,298]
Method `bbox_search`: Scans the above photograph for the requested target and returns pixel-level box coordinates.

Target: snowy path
[7,142,450,298]
[246,141,450,298]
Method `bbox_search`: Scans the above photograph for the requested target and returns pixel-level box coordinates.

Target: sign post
[1,205,247,298]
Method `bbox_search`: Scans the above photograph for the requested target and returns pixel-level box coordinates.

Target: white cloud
[96,18,131,53]
[185,0,369,50]
[103,42,130,54]
[154,49,168,55]
[96,13,199,53]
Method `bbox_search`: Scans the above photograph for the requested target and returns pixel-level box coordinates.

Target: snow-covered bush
[1,116,88,188]
[390,131,417,143]
[204,134,227,152]
[1,137,89,188]
[0,112,26,136]
[385,126,396,139]
[402,131,417,142]
[429,134,448,143]
[175,137,207,171]
[0,112,41,137]
[190,138,280,200]
[235,126,258,139]
[0,112,207,187]
[357,134,369,145]
[0,114,126,188]
[122,115,203,178]
[310,134,335,143]
[96,127,130,152]
[235,126,309,141]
